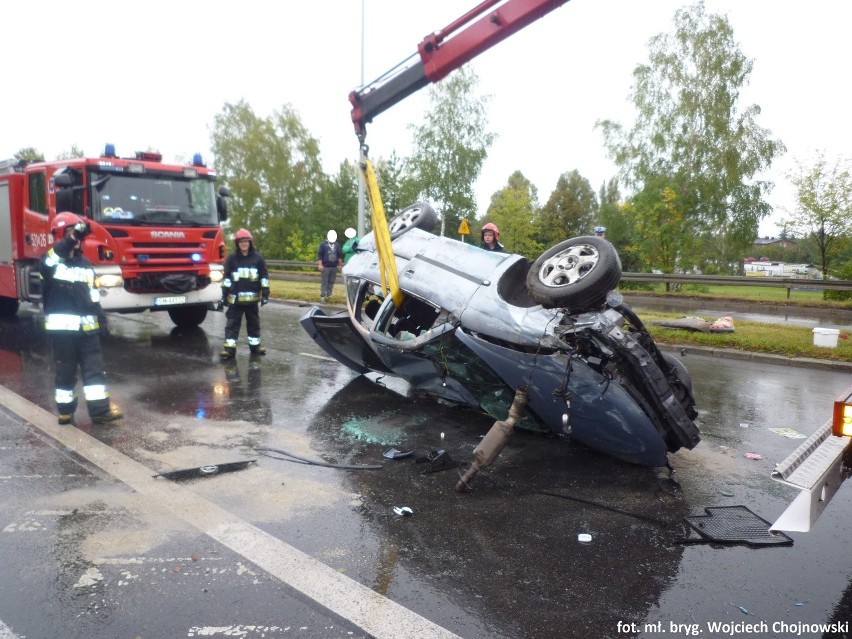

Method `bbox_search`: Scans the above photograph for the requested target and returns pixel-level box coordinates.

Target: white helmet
[327,230,337,242]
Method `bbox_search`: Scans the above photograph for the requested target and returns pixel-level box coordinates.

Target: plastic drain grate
[684,505,793,546]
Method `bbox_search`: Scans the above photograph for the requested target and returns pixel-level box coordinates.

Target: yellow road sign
[458,219,471,235]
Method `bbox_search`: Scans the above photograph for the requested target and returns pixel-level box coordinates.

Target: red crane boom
[349,0,571,141]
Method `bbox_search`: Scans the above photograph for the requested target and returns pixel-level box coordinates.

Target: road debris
[153,460,256,480]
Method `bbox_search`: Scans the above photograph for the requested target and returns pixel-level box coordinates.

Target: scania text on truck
[0,145,229,327]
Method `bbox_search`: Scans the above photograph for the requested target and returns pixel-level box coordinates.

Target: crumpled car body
[300,207,700,467]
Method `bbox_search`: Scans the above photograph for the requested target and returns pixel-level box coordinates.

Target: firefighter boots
[58,414,75,426]
[92,405,123,425]
[250,346,267,356]
[219,347,236,361]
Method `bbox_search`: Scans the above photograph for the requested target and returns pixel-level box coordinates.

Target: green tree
[315,159,360,239]
[597,1,784,266]
[788,152,852,284]
[627,179,692,278]
[15,147,44,163]
[210,100,325,259]
[373,151,419,218]
[483,171,542,258]
[55,145,86,160]
[595,179,644,272]
[407,67,495,236]
[538,170,599,247]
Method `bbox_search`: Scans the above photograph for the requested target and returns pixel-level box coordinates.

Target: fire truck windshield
[89,170,219,226]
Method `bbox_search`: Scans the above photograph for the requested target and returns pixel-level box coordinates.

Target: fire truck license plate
[154,296,186,306]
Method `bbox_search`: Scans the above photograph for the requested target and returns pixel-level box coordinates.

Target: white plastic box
[812,327,840,348]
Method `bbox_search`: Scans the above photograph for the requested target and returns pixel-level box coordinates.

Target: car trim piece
[410,253,492,286]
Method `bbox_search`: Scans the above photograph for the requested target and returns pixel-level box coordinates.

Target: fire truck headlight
[95,274,124,288]
[191,253,202,262]
[833,383,852,437]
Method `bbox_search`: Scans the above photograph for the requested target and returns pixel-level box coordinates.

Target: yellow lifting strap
[359,153,404,308]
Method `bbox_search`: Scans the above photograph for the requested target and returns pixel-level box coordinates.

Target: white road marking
[0,618,21,638]
[0,385,461,639]
[298,352,337,362]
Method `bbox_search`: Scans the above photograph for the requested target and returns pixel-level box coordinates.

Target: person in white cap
[316,230,342,303]
[341,227,360,265]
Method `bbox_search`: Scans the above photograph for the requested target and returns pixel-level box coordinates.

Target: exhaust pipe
[455,387,528,492]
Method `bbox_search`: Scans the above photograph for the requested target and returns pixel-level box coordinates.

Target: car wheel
[662,352,692,393]
[168,305,208,328]
[661,351,697,418]
[0,296,19,317]
[525,236,621,309]
[387,202,437,239]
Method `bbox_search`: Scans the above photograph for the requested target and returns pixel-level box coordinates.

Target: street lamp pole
[356,0,366,238]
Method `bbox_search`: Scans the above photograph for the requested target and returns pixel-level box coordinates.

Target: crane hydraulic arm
[349,0,570,141]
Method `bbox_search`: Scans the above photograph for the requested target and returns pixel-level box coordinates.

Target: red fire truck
[0,144,229,327]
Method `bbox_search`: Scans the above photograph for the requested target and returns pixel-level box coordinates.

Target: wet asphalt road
[0,301,850,639]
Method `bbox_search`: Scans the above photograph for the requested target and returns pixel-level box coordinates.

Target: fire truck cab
[0,145,229,327]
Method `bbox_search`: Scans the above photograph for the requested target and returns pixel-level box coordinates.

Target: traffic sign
[458,219,471,235]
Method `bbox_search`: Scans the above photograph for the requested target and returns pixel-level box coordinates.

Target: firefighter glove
[72,222,91,240]
[261,297,269,306]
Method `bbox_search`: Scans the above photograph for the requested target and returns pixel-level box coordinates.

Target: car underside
[300,203,701,467]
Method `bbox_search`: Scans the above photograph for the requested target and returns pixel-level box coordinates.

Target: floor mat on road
[684,506,793,547]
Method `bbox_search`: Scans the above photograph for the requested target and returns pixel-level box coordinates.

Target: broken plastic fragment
[577,533,592,543]
[383,448,417,460]
[744,453,763,460]
[154,459,256,480]
[729,604,753,615]
[393,506,413,517]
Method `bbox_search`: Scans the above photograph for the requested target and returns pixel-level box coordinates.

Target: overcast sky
[4,1,850,237]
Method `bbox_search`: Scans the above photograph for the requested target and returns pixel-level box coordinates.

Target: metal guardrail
[266,260,852,293]
[620,272,852,292]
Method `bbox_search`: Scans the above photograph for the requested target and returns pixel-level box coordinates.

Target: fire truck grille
[125,272,212,294]
[129,242,206,264]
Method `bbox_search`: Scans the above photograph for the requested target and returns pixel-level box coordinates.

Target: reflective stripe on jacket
[39,238,103,333]
[221,248,270,306]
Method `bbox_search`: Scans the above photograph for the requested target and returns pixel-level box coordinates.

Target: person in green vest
[342,227,360,265]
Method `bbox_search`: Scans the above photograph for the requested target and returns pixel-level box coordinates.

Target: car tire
[168,305,208,328]
[525,236,621,309]
[662,352,692,392]
[661,351,697,418]
[387,202,437,239]
[0,296,19,317]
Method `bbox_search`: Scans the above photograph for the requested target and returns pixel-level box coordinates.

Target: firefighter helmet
[50,212,85,239]
[234,228,253,242]
[481,222,500,241]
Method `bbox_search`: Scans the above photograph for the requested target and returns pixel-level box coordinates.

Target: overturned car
[300,203,700,467]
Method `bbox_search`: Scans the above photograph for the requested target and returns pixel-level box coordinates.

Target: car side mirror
[53,173,72,187]
[216,186,229,222]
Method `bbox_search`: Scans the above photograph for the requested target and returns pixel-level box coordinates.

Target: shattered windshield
[88,170,219,226]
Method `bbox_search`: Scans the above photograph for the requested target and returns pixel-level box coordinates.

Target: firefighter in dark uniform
[219,228,270,360]
[40,212,123,425]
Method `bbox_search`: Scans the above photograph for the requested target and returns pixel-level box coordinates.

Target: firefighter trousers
[50,331,111,418]
[223,303,261,351]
